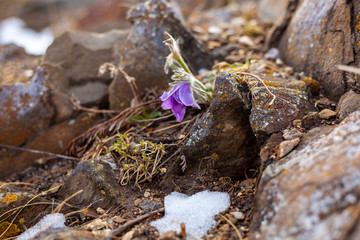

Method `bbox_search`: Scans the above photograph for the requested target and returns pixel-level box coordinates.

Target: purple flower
[160,82,200,122]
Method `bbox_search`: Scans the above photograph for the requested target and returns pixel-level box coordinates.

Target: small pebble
[293,119,302,128]
[134,198,142,206]
[96,207,106,214]
[276,138,300,159]
[264,48,279,60]
[282,128,303,140]
[230,211,245,220]
[113,216,126,224]
[284,66,294,75]
[240,226,249,232]
[319,109,337,120]
[275,58,284,65]
[144,191,151,198]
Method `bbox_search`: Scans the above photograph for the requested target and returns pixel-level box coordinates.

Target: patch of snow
[16,213,65,240]
[0,17,53,55]
[150,190,230,239]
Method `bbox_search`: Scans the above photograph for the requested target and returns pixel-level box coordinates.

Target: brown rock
[183,72,259,178]
[318,108,337,120]
[336,90,360,121]
[58,159,123,210]
[275,137,300,159]
[302,112,321,129]
[250,110,360,239]
[0,113,100,179]
[259,133,283,162]
[278,0,357,100]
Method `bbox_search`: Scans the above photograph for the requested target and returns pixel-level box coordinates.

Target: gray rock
[258,0,290,25]
[250,110,360,240]
[243,74,312,145]
[43,30,128,106]
[0,67,53,147]
[183,72,258,178]
[58,159,123,210]
[110,0,212,110]
[302,112,321,130]
[139,199,163,212]
[336,90,360,121]
[278,0,358,100]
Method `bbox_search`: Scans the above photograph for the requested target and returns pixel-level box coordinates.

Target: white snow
[16,213,66,240]
[151,190,230,239]
[0,17,54,55]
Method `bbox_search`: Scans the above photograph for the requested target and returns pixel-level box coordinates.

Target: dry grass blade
[65,99,160,157]
[219,214,243,240]
[236,71,299,118]
[0,185,65,239]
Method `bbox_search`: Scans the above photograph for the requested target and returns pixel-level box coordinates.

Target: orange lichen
[2,194,18,204]
[301,78,320,95]
[18,218,25,224]
[357,15,360,32]
[0,221,21,239]
[211,153,219,160]
[220,93,228,101]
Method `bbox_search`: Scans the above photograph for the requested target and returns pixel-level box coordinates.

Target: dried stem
[235,72,299,114]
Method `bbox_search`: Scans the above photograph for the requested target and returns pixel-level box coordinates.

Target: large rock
[278,0,358,100]
[58,159,123,210]
[43,30,128,105]
[336,90,360,121]
[243,74,313,145]
[183,72,258,178]
[0,67,54,147]
[0,62,100,179]
[250,110,360,239]
[110,0,212,110]
[0,113,101,178]
[257,0,290,25]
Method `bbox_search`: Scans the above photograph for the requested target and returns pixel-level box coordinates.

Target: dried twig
[0,185,66,239]
[337,65,360,74]
[70,95,123,114]
[107,207,164,238]
[0,144,79,161]
[236,72,299,115]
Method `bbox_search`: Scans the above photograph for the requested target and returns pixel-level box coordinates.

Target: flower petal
[172,101,186,122]
[192,101,200,109]
[159,83,183,101]
[161,96,174,110]
[178,83,194,106]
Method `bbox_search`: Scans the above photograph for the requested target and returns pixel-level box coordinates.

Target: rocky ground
[1,0,360,239]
